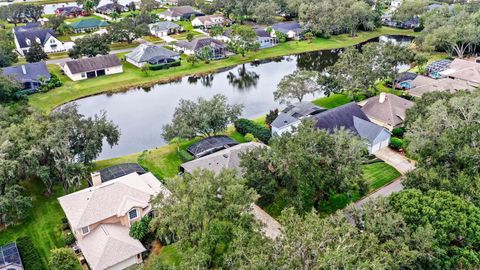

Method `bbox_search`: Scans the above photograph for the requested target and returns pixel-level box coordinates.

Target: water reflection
[69,35,413,160]
[226,64,260,91]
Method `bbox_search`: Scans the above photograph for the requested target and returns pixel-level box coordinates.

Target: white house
[13,25,66,56]
[270,21,303,40]
[191,14,228,29]
[148,21,183,37]
[62,54,123,81]
[158,6,203,21]
[59,165,171,270]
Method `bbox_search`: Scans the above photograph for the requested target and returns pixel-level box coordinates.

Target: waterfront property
[158,6,203,21]
[13,25,66,56]
[69,18,109,33]
[149,21,183,37]
[96,3,128,15]
[62,54,123,81]
[180,142,282,239]
[174,37,227,59]
[217,28,278,49]
[359,93,414,131]
[58,169,171,270]
[55,6,84,17]
[186,135,239,159]
[271,102,326,136]
[125,44,180,68]
[2,62,51,92]
[314,102,391,154]
[191,14,229,29]
[271,21,304,40]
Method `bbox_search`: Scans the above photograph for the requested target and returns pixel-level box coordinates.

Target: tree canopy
[162,94,243,141]
[274,70,322,104]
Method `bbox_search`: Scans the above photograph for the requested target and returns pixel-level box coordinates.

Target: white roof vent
[379,92,386,104]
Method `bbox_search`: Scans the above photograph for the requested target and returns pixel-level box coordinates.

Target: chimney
[379,92,386,104]
[91,172,102,186]
[21,65,26,75]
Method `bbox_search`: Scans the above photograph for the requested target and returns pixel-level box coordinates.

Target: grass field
[312,94,352,109]
[29,27,418,113]
[362,161,401,190]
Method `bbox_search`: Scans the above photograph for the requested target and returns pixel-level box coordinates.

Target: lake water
[67,35,413,160]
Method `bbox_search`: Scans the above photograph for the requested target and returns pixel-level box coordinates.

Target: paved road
[355,148,416,207]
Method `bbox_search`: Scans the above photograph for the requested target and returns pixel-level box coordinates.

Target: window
[25,39,31,46]
[81,226,89,235]
[129,209,138,220]
[50,39,55,44]
[81,73,86,78]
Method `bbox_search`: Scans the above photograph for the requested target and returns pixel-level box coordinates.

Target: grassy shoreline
[29,27,418,113]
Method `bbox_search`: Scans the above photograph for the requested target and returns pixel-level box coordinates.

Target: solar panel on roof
[0,243,23,269]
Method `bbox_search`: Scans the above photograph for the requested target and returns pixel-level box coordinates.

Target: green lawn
[312,94,352,109]
[362,161,401,190]
[0,180,69,266]
[29,27,418,113]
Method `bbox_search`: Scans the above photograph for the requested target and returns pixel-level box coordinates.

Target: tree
[341,0,376,36]
[108,18,150,43]
[0,185,31,226]
[68,34,110,58]
[0,30,18,67]
[303,31,314,43]
[389,189,480,269]
[149,169,261,268]
[252,0,279,25]
[393,0,428,22]
[186,54,199,67]
[162,94,242,140]
[197,46,214,63]
[227,24,259,57]
[0,76,22,103]
[110,11,120,21]
[25,42,48,63]
[48,248,79,270]
[140,0,159,12]
[274,70,322,104]
[130,216,151,242]
[186,32,195,42]
[56,22,73,36]
[45,15,67,33]
[208,26,224,38]
[241,121,368,213]
[83,0,96,15]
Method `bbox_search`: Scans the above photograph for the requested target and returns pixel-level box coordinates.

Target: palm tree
[83,0,95,15]
[110,11,120,21]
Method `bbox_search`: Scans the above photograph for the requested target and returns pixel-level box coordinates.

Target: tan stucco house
[58,169,170,270]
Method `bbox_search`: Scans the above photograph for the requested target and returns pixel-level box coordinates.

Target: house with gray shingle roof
[270,21,303,40]
[2,62,51,91]
[314,102,391,154]
[59,171,171,270]
[271,102,326,136]
[174,37,227,59]
[62,54,123,81]
[158,6,203,21]
[13,27,66,56]
[148,21,183,37]
[125,44,180,68]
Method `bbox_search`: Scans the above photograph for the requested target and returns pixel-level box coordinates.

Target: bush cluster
[64,233,76,246]
[149,60,181,71]
[234,118,271,144]
[390,137,405,150]
[16,236,46,270]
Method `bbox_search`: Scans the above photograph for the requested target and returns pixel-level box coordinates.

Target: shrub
[49,248,78,270]
[265,109,279,127]
[178,149,194,162]
[130,216,152,244]
[389,137,404,150]
[392,127,405,138]
[64,233,76,246]
[234,118,271,144]
[16,236,46,270]
[244,133,256,142]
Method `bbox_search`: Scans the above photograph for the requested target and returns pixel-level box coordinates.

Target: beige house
[359,93,414,131]
[191,15,229,29]
[408,75,478,97]
[440,58,480,84]
[181,142,282,239]
[58,170,171,270]
[62,54,123,81]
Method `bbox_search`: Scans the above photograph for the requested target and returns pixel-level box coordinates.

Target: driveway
[355,148,416,207]
[374,148,416,175]
[161,36,177,43]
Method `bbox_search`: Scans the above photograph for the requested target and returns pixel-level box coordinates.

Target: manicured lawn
[312,94,352,109]
[0,180,68,266]
[154,245,181,266]
[363,161,401,190]
[29,27,418,113]
[171,30,205,40]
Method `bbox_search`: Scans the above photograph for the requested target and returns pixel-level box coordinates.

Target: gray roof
[149,21,181,32]
[272,21,302,34]
[2,62,51,83]
[255,28,270,38]
[0,243,23,269]
[126,44,179,63]
[314,102,385,144]
[394,72,417,83]
[181,142,264,175]
[159,6,202,17]
[271,102,326,129]
[15,28,56,48]
[187,135,238,158]
[96,2,126,11]
[176,37,226,51]
[361,93,414,127]
[99,163,146,183]
[65,54,121,74]
[13,22,41,32]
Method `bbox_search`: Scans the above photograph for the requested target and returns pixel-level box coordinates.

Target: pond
[68,35,413,160]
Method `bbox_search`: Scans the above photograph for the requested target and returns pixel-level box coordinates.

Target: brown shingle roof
[65,54,121,74]
[361,93,414,127]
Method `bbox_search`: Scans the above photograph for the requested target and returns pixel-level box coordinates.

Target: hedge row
[149,60,181,71]
[234,118,271,144]
[16,236,46,270]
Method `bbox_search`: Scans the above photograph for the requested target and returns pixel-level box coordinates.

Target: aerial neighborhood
[0,0,480,269]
